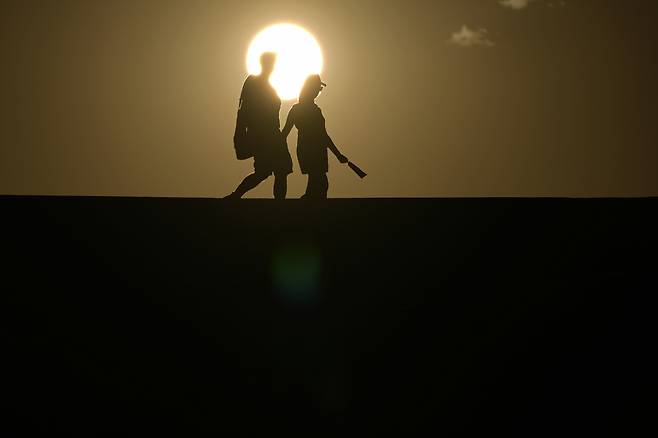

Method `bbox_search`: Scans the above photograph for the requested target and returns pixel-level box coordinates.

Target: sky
[1,0,657,198]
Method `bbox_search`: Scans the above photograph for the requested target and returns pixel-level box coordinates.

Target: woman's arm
[281,107,296,138]
[321,115,348,163]
[326,134,349,163]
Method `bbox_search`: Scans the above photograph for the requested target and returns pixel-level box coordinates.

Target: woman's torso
[293,103,328,174]
[294,103,326,148]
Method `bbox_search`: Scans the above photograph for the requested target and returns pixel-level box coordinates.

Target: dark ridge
[3,196,654,435]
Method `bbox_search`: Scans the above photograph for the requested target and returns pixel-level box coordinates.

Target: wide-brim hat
[307,74,327,88]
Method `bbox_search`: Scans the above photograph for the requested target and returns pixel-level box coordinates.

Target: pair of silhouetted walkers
[226,52,363,200]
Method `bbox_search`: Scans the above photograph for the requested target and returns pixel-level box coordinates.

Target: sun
[246,24,323,101]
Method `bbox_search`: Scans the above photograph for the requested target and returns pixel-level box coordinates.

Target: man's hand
[337,154,349,164]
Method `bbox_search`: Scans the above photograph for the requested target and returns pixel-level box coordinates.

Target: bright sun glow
[247,24,323,101]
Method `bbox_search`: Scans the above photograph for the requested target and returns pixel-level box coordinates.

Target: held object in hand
[348,161,367,179]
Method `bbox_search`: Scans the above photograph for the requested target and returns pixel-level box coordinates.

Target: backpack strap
[239,75,256,110]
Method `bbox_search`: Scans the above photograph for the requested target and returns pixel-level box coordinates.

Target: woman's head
[299,74,326,102]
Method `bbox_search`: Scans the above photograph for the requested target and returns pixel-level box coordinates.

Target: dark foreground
[3,196,655,435]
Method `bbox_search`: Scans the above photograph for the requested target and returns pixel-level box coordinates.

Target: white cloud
[449,26,494,48]
[499,0,535,10]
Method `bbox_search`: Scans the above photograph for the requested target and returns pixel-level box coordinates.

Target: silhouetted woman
[282,75,348,199]
[226,52,293,199]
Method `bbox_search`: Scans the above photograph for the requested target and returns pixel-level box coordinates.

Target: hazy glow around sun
[247,24,323,101]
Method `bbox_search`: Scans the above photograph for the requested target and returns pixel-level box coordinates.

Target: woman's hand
[337,154,349,164]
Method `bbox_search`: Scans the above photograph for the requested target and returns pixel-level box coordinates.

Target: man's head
[259,52,277,78]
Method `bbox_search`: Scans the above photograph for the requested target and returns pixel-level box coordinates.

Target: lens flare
[272,245,321,306]
[246,24,324,100]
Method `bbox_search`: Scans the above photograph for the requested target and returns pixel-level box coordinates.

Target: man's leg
[273,172,288,200]
[317,173,329,199]
[226,172,269,199]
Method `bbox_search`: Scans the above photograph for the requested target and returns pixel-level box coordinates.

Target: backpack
[234,112,255,160]
[233,76,256,160]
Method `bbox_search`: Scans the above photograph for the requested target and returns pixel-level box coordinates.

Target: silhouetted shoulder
[294,102,322,115]
[240,75,257,103]
[289,103,301,116]
[243,75,256,86]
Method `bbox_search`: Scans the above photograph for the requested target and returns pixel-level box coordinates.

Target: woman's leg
[273,172,288,200]
[304,173,328,199]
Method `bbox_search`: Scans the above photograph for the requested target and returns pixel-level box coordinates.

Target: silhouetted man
[225,52,293,199]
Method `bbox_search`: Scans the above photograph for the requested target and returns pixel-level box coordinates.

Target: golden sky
[1,0,656,197]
